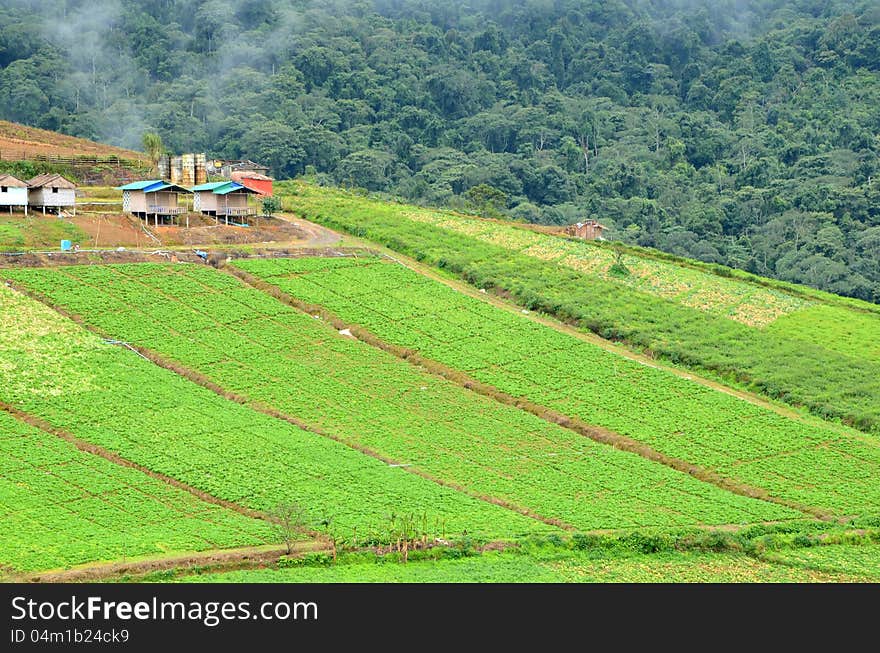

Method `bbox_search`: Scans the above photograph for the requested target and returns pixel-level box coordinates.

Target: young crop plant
[5,264,802,533]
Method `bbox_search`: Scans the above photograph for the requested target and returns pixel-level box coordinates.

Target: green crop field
[234,256,880,520]
[0,409,274,573]
[278,182,880,435]
[4,263,802,533]
[179,544,878,583]
[0,282,544,544]
[762,543,880,580]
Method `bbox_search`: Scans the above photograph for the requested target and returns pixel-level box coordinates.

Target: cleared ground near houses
[0,283,545,549]
[278,182,880,434]
[233,256,880,521]
[4,263,800,533]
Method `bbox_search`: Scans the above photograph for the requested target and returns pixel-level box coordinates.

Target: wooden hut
[27,173,77,216]
[0,174,29,215]
[564,220,607,240]
[191,181,258,225]
[117,180,192,226]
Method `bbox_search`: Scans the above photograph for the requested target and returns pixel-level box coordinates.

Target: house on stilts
[27,173,77,216]
[0,174,29,215]
[117,180,192,226]
[191,181,258,225]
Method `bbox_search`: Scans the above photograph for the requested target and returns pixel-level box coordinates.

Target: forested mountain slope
[1,0,878,299]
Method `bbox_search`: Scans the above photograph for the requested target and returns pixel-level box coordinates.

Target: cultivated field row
[4,264,802,537]
[0,408,275,574]
[0,281,550,575]
[233,256,880,520]
[280,183,880,434]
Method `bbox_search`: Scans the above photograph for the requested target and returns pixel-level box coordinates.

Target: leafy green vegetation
[180,543,880,583]
[2,1,879,299]
[0,160,76,182]
[0,282,541,543]
[0,409,275,573]
[763,543,880,580]
[4,263,800,531]
[280,182,880,435]
[235,256,880,519]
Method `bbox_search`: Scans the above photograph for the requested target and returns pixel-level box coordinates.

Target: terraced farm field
[4,263,802,533]
[279,182,880,434]
[234,256,880,520]
[0,282,542,544]
[182,545,877,583]
[0,410,273,574]
[763,543,880,581]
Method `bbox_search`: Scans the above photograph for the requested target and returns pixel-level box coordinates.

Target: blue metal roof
[117,180,192,193]
[191,181,234,192]
[117,180,164,191]
[214,182,257,195]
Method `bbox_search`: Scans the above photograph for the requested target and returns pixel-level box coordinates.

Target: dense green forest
[1,0,879,300]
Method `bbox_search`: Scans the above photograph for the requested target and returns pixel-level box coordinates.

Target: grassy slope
[3,263,798,532]
[235,256,880,520]
[277,182,880,435]
[0,213,88,252]
[0,409,274,573]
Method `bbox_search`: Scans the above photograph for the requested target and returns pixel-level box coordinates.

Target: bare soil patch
[0,121,146,161]
[70,214,146,248]
[17,542,328,583]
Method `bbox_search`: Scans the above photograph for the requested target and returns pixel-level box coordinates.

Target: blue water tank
[60,240,72,251]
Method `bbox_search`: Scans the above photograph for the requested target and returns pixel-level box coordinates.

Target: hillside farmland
[4,264,798,533]
[279,182,880,435]
[2,196,880,582]
[0,281,546,552]
[0,409,274,575]
[235,256,880,520]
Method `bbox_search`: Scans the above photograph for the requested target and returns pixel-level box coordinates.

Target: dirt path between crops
[271,212,342,247]
[0,212,341,258]
[16,542,328,583]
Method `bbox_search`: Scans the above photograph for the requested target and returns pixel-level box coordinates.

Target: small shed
[564,220,607,240]
[191,181,258,225]
[209,159,271,179]
[27,173,77,216]
[0,174,29,214]
[117,180,192,226]
[230,171,273,196]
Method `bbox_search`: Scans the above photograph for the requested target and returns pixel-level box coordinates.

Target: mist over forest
[1,0,879,300]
